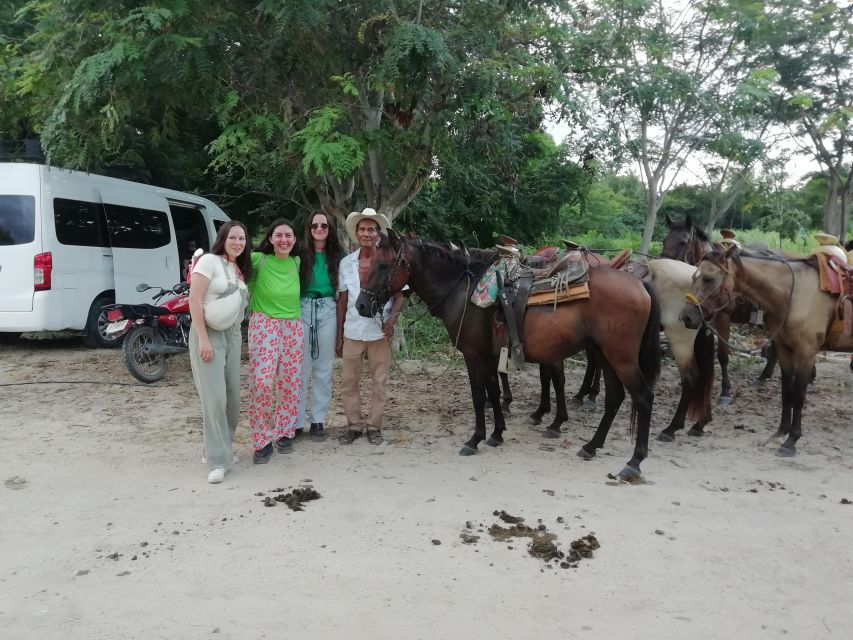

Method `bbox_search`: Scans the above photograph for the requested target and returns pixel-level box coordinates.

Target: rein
[688,253,797,355]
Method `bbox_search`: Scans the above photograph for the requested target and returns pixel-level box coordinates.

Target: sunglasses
[310,223,329,230]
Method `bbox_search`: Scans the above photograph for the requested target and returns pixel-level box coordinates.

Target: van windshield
[0,195,36,245]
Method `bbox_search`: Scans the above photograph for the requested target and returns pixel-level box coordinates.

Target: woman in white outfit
[188,221,251,484]
[295,211,344,441]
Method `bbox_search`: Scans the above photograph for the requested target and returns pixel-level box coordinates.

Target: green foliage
[754,208,812,242]
[292,107,365,180]
[397,300,461,362]
[399,132,588,246]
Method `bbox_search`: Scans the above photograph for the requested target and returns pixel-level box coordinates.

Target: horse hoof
[776,446,796,458]
[459,446,477,456]
[542,429,560,439]
[618,465,641,479]
[752,378,768,388]
[576,447,595,460]
[687,428,705,437]
[570,396,584,408]
[657,432,675,443]
[486,437,503,448]
[718,395,733,406]
[528,415,543,426]
[583,398,597,409]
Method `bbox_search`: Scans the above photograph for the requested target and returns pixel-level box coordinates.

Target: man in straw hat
[336,208,405,445]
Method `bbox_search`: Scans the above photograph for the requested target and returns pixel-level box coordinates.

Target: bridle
[666,225,702,264]
[359,239,411,320]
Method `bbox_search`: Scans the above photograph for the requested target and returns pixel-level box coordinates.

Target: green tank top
[302,252,335,298]
[249,252,300,318]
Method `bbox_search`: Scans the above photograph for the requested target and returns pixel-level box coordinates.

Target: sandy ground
[1,335,852,640]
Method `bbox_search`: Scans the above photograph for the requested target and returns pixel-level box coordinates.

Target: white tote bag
[203,259,243,330]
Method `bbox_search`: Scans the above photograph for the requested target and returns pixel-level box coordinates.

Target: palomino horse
[680,246,853,456]
[356,231,661,477]
[662,215,753,402]
[648,259,717,441]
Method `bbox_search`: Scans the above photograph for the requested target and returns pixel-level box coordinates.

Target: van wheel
[82,296,122,348]
[0,332,22,344]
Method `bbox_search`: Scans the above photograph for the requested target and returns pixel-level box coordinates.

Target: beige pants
[340,337,392,430]
[189,322,242,470]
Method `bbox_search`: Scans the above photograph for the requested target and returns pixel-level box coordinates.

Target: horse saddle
[813,253,853,337]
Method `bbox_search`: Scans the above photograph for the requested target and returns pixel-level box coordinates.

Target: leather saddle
[495,239,632,369]
[813,253,853,336]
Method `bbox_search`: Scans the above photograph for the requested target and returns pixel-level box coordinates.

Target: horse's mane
[406,238,497,271]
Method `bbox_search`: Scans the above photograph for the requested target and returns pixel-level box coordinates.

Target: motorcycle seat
[124,303,174,317]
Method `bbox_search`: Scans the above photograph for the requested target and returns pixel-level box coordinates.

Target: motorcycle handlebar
[150,282,190,303]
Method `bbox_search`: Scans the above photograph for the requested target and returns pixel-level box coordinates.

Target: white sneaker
[207,468,226,484]
[201,453,239,465]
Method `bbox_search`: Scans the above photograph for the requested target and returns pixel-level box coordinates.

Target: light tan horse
[680,245,853,456]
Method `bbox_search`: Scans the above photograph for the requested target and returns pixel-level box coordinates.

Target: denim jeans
[297,297,337,427]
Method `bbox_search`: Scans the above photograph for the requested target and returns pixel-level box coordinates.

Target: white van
[0,163,230,346]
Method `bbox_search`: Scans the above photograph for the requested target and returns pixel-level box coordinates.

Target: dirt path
[1,337,852,639]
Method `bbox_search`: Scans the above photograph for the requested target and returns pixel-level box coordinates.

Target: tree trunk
[641,186,660,254]
[823,173,842,236]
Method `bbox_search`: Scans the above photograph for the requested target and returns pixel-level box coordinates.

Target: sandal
[339,429,361,445]
[366,429,384,445]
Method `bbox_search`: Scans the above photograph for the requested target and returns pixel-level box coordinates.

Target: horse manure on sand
[482,510,601,570]
[259,485,321,511]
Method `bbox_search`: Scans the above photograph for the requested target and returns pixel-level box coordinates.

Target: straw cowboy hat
[345,208,390,243]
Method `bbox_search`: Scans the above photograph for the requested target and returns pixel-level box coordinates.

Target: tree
[570,0,764,252]
[4,0,581,239]
[753,0,853,241]
[399,131,589,246]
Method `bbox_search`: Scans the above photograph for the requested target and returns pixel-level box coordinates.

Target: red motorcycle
[103,282,191,383]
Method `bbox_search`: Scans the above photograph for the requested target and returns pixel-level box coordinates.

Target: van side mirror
[136,283,150,292]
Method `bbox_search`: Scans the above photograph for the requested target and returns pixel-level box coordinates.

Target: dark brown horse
[356,232,662,477]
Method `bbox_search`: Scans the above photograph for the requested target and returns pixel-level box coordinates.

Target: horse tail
[686,327,715,422]
[630,280,662,435]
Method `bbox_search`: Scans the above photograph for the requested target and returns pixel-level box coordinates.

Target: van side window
[0,195,35,245]
[103,204,170,249]
[53,198,109,247]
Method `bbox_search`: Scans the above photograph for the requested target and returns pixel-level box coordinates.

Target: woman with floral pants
[247,218,304,464]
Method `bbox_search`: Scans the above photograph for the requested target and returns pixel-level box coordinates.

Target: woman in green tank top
[295,211,344,442]
[246,218,304,464]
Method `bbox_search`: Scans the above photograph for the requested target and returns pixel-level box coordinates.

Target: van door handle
[165,256,172,269]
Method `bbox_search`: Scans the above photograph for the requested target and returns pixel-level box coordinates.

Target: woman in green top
[296,211,344,442]
[247,218,303,464]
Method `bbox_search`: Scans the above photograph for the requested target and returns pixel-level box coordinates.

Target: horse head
[662,215,712,264]
[355,229,410,318]
[680,244,739,329]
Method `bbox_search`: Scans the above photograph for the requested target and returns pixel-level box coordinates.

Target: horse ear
[684,214,693,229]
[724,243,739,259]
[665,214,674,228]
[387,228,400,247]
[448,241,460,252]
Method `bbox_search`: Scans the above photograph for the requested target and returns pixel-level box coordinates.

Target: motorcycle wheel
[122,326,167,383]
